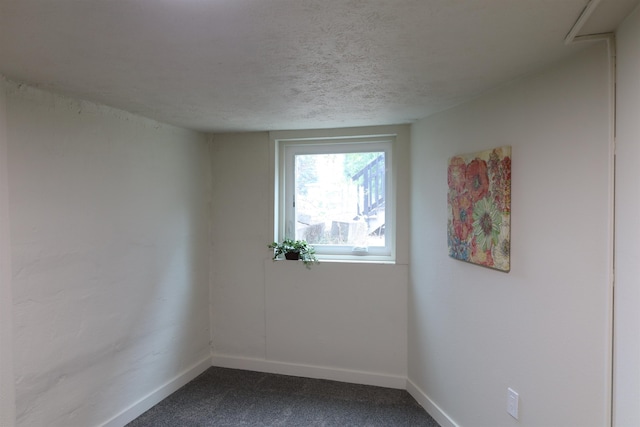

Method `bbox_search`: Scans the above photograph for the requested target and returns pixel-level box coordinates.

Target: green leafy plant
[268,238,319,268]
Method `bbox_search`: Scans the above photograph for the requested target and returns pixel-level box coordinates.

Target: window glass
[294,152,386,249]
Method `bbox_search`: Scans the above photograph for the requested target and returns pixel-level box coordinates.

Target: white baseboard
[211,353,406,389]
[406,378,459,427]
[99,356,211,427]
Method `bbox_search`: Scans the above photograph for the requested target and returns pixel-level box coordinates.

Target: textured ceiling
[0,0,637,132]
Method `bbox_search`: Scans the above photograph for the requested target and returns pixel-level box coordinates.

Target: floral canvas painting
[447,146,511,272]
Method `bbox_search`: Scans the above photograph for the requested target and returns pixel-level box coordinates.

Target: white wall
[614,4,640,426]
[409,42,613,427]
[0,80,16,426]
[210,126,410,387]
[6,82,211,427]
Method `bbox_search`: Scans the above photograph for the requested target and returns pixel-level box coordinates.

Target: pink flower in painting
[470,237,494,267]
[448,157,467,194]
[451,194,473,241]
[465,159,489,203]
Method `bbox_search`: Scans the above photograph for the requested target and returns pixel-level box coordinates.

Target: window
[275,134,395,262]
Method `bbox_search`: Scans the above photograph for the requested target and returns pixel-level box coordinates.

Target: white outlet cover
[507,388,519,419]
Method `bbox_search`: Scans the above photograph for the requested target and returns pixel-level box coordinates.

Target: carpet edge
[212,353,406,389]
[406,378,460,427]
[98,356,212,427]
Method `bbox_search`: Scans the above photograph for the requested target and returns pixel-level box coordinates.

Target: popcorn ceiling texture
[0,0,595,132]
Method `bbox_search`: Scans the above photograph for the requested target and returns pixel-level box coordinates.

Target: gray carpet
[127,367,441,426]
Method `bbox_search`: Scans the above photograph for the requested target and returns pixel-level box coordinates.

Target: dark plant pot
[284,252,300,260]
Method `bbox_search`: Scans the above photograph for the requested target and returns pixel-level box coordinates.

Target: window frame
[275,134,396,263]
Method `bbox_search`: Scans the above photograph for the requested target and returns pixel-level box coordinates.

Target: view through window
[294,151,386,250]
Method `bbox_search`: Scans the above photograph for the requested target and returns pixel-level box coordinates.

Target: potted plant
[269,238,319,268]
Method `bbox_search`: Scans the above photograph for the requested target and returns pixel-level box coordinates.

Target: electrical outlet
[507,388,519,419]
